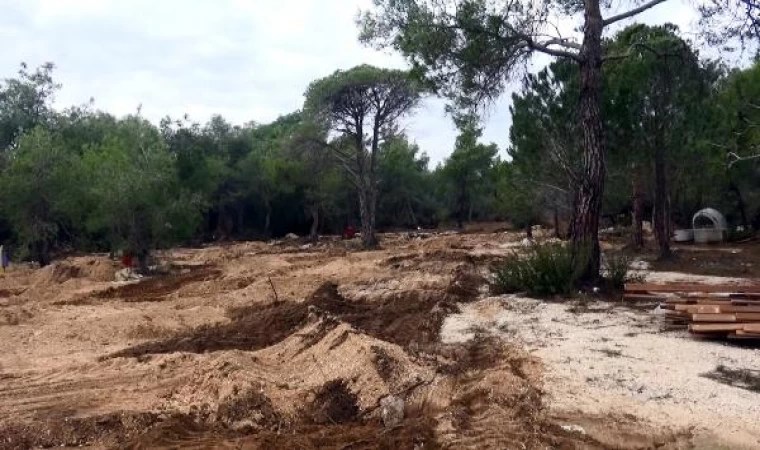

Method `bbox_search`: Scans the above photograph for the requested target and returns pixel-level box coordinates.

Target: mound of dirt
[216,389,281,430]
[110,281,464,360]
[0,412,161,449]
[31,257,119,286]
[33,261,83,284]
[304,379,360,425]
[109,296,310,358]
[96,266,221,302]
[78,258,119,282]
[446,267,487,299]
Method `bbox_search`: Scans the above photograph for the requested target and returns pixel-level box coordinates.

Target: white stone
[379,395,404,428]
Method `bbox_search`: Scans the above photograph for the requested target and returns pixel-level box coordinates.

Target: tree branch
[539,37,582,51]
[728,151,760,167]
[526,38,582,61]
[603,0,671,26]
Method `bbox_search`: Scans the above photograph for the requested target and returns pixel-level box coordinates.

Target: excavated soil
[0,231,713,449]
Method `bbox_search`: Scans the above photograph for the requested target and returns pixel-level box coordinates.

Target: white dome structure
[692,208,727,243]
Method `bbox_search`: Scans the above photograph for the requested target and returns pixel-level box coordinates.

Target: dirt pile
[32,256,118,285]
[304,379,360,425]
[0,412,161,449]
[0,235,708,448]
[97,265,221,302]
[109,280,469,358]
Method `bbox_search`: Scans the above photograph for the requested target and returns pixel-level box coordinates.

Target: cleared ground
[0,231,756,449]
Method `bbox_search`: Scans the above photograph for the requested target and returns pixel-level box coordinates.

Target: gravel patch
[441,291,760,449]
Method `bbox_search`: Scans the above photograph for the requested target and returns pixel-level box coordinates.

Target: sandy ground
[441,289,760,449]
[0,230,757,449]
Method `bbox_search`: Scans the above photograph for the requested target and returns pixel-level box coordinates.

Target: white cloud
[0,0,704,164]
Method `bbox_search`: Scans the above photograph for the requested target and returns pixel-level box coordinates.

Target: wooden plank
[736,313,760,321]
[677,305,760,314]
[691,313,737,322]
[690,323,745,332]
[717,305,760,313]
[664,297,696,305]
[736,330,760,337]
[727,333,760,340]
[730,299,760,306]
[625,283,760,294]
[741,323,760,333]
[696,299,732,305]
[623,293,668,301]
[675,305,722,314]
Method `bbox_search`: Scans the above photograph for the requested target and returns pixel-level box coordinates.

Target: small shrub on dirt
[490,242,579,297]
[603,252,644,290]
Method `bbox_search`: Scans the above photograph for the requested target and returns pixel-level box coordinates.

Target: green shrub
[603,252,644,289]
[490,242,579,297]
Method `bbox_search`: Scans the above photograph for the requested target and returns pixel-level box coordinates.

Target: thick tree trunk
[632,164,644,250]
[136,249,150,274]
[654,146,671,258]
[35,240,50,267]
[309,205,319,244]
[358,185,378,248]
[526,221,533,240]
[571,0,606,282]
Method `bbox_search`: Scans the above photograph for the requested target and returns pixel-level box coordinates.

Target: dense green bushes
[490,242,580,297]
[491,243,644,297]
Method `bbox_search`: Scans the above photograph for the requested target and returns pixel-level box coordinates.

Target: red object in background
[343,225,356,239]
[121,254,133,268]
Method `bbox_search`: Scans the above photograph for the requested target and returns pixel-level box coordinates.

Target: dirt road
[0,232,754,448]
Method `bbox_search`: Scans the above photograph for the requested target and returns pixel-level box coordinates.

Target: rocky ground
[0,230,757,449]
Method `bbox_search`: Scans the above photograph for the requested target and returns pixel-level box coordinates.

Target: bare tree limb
[728,151,760,167]
[526,38,582,61]
[539,37,583,51]
[603,0,671,26]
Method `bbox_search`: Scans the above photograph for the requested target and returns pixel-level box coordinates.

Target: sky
[0,0,702,165]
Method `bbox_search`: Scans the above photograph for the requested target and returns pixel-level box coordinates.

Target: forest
[1,18,760,275]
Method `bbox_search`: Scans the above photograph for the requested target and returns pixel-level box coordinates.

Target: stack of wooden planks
[625,282,760,340]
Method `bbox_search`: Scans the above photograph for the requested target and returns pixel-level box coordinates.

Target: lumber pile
[625,282,760,340]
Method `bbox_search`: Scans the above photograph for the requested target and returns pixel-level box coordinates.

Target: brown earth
[0,231,700,449]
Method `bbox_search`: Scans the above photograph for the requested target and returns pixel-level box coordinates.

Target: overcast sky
[0,0,702,164]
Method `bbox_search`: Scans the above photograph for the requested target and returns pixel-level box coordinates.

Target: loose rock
[379,395,404,428]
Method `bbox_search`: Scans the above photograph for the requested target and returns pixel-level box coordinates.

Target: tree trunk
[632,164,644,250]
[309,205,319,244]
[571,0,606,282]
[456,185,466,230]
[654,145,671,258]
[35,240,50,267]
[136,249,150,274]
[526,221,533,240]
[553,207,561,239]
[263,199,272,238]
[406,198,418,228]
[358,185,378,248]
